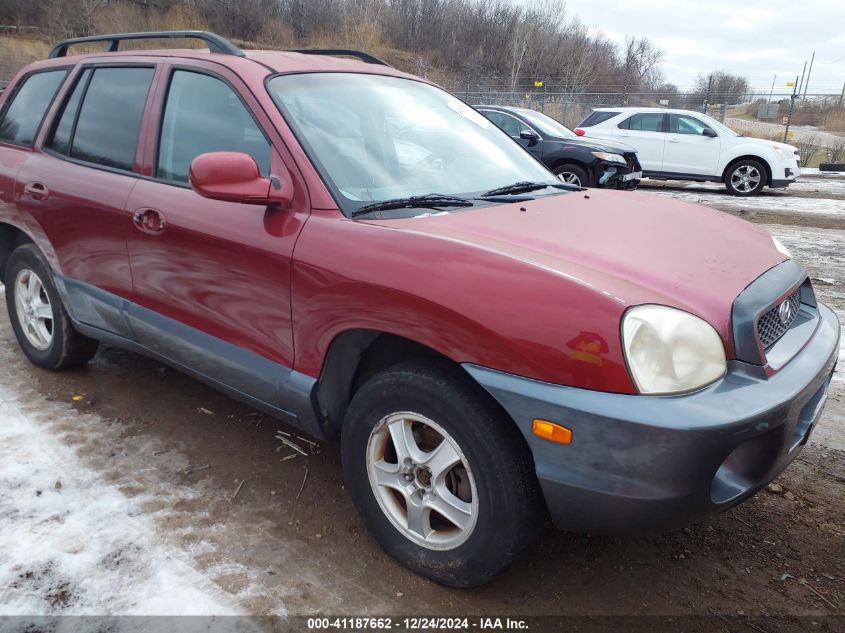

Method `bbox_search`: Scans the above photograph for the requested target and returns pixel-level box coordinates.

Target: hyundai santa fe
[0,31,838,587]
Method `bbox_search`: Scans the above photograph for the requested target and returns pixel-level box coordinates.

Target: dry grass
[823,110,845,134]
[727,119,795,143]
[0,37,51,83]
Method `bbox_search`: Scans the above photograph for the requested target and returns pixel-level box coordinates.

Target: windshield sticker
[447,98,490,130]
[412,211,451,219]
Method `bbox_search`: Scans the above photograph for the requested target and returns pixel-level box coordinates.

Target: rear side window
[579,111,619,127]
[50,66,154,171]
[0,70,67,146]
[156,70,270,184]
[618,113,665,132]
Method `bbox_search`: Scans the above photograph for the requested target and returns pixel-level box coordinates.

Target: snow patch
[0,384,241,616]
[647,189,845,216]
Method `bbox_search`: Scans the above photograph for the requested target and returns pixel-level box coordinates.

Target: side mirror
[519,128,540,144]
[702,128,718,138]
[189,151,293,206]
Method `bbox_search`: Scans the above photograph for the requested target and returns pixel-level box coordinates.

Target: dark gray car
[477,105,642,188]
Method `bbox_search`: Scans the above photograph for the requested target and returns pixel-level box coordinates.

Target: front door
[124,66,308,406]
[662,113,721,176]
[480,110,543,159]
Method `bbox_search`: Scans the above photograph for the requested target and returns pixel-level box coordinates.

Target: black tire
[724,158,767,196]
[553,163,592,188]
[4,244,98,370]
[341,360,545,587]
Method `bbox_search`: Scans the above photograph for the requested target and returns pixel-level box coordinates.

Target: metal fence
[447,80,840,130]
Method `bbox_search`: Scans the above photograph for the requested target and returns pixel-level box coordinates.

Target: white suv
[576,108,800,196]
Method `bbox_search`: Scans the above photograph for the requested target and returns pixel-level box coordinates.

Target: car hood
[548,135,637,154]
[375,189,786,348]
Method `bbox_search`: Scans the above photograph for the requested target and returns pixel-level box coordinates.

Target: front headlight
[591,151,627,165]
[622,305,727,394]
[772,236,792,258]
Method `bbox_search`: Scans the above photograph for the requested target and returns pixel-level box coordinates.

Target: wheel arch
[314,329,514,439]
[0,223,36,281]
[722,155,772,186]
[549,156,590,173]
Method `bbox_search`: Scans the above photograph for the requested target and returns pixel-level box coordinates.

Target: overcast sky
[563,0,845,94]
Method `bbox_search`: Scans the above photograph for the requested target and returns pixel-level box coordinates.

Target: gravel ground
[0,171,843,629]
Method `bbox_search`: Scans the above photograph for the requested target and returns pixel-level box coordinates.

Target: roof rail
[48,30,244,59]
[286,49,389,66]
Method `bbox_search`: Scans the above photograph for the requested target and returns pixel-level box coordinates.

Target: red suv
[0,31,839,587]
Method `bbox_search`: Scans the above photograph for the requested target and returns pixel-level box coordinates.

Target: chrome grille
[757,289,801,348]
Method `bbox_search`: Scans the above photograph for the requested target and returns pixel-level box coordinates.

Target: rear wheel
[341,360,544,587]
[553,163,591,188]
[5,244,98,370]
[725,159,766,196]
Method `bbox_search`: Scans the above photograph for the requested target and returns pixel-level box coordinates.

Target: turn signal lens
[532,419,573,445]
[574,128,586,136]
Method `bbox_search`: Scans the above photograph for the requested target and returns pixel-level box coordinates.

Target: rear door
[0,68,69,271]
[611,112,667,172]
[124,62,309,406]
[662,113,721,176]
[13,63,157,336]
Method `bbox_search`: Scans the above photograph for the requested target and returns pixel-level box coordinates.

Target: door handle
[23,181,50,201]
[619,132,630,137]
[667,137,681,143]
[133,208,167,235]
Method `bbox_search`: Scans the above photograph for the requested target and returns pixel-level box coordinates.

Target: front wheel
[553,163,591,188]
[341,361,545,587]
[725,159,766,196]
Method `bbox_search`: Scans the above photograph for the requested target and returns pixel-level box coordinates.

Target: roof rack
[286,48,389,66]
[48,30,244,59]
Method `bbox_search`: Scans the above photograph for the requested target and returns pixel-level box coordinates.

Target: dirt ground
[0,171,843,628]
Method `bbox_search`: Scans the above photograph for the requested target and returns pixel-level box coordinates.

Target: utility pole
[784,75,799,143]
[769,74,777,102]
[702,73,713,114]
[802,51,815,102]
[797,61,807,98]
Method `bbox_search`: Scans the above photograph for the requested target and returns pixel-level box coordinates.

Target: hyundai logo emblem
[778,299,796,326]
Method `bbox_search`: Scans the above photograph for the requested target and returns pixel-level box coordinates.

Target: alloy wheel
[366,412,479,550]
[13,268,54,351]
[557,172,582,187]
[730,165,761,193]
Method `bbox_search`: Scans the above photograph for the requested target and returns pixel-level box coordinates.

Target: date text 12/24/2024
[307,617,529,630]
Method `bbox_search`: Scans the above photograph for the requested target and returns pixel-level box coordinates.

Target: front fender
[290,212,637,394]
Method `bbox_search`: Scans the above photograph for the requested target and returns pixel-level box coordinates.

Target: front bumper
[597,153,641,190]
[463,303,839,533]
[770,158,800,188]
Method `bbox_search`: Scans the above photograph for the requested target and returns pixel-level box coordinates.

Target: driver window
[483,111,522,137]
[157,70,270,184]
[670,115,713,136]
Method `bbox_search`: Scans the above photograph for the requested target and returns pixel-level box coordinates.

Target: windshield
[699,113,738,137]
[266,73,558,216]
[517,109,576,138]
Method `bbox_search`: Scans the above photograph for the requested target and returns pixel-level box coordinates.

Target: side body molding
[54,274,324,439]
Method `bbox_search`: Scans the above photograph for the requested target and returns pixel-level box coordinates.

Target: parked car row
[0,32,836,588]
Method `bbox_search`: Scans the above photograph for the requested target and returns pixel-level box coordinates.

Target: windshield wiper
[481,181,577,197]
[351,193,474,217]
